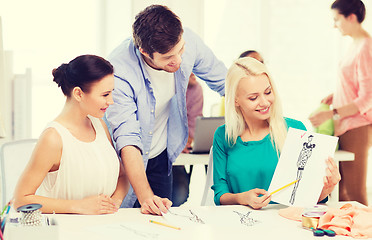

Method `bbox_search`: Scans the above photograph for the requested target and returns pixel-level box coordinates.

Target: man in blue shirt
[106,4,226,215]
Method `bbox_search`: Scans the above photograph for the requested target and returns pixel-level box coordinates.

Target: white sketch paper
[163,207,262,228]
[163,208,205,224]
[268,128,338,207]
[232,210,260,227]
[87,222,163,240]
[86,207,270,240]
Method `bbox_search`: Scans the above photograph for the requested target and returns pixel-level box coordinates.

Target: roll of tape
[302,215,319,229]
[302,205,327,229]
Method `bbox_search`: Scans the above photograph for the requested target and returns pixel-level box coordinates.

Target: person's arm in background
[106,77,171,215]
[310,44,372,127]
[183,79,204,153]
[309,102,360,127]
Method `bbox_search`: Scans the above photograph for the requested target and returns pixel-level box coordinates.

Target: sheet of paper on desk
[167,207,266,228]
[197,207,263,227]
[163,208,207,227]
[268,128,338,207]
[86,221,182,240]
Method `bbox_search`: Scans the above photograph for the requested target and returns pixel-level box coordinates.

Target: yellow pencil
[149,220,181,230]
[269,179,299,196]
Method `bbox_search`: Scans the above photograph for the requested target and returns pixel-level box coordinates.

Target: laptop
[190,116,225,154]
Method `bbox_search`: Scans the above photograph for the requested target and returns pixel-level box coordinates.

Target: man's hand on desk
[140,195,172,215]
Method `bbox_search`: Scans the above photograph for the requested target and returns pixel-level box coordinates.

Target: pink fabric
[278,204,372,238]
[186,81,203,138]
[318,203,372,239]
[333,37,372,136]
[278,206,303,221]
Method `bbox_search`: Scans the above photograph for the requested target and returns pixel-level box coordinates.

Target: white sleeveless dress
[37,116,120,200]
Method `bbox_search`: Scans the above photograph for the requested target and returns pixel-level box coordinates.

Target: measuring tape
[17,204,43,226]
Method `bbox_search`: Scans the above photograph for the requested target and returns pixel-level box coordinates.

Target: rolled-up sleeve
[187,29,226,97]
[353,44,372,114]
[106,76,143,155]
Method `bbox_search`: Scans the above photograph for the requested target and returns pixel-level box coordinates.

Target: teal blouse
[212,118,306,205]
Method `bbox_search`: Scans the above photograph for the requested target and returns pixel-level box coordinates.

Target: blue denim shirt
[106,28,227,208]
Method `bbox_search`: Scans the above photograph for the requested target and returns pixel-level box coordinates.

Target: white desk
[173,153,209,166]
[43,201,363,240]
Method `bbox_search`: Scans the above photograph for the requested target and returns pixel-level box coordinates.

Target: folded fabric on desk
[278,206,303,221]
[318,203,372,239]
[278,203,372,238]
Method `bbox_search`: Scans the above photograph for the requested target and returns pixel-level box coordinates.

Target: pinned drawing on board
[268,128,338,207]
[289,135,316,204]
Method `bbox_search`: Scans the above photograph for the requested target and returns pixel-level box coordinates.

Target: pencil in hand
[269,179,299,196]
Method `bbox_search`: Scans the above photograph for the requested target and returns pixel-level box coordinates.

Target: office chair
[201,146,216,206]
[0,139,37,207]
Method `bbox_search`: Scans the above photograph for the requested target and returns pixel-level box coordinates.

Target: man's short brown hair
[132,5,184,58]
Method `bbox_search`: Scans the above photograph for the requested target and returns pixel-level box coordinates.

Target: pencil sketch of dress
[289,135,316,204]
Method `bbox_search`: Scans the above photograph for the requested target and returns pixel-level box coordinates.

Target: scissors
[311,228,336,237]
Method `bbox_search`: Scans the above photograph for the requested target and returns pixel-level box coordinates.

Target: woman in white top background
[13,55,129,214]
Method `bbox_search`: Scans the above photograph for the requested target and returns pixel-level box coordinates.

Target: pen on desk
[149,220,181,230]
[269,179,299,196]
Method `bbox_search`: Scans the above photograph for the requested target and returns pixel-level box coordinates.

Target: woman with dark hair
[310,0,372,205]
[13,55,129,214]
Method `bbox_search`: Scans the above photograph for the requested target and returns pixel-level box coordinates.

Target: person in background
[13,55,129,214]
[106,5,226,215]
[220,50,264,116]
[182,73,204,154]
[212,57,341,209]
[239,50,264,63]
[172,72,204,206]
[309,0,372,206]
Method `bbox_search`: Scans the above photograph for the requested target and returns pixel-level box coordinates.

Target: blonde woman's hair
[224,57,287,154]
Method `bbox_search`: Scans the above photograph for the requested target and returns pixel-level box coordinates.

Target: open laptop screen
[190,116,225,154]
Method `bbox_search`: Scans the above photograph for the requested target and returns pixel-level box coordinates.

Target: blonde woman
[212,57,340,209]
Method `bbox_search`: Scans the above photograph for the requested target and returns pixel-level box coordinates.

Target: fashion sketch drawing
[289,135,316,204]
